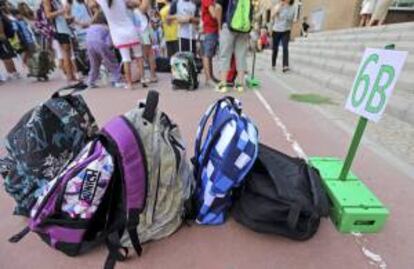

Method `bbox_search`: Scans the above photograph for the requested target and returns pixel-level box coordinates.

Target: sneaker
[10,72,21,80]
[87,84,99,89]
[235,83,244,93]
[205,80,217,88]
[271,66,276,71]
[124,84,136,90]
[141,77,150,84]
[112,82,126,88]
[282,66,290,73]
[215,82,230,93]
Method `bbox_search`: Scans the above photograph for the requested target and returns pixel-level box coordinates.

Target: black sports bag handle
[305,166,330,217]
[222,96,242,115]
[142,90,159,123]
[51,82,88,98]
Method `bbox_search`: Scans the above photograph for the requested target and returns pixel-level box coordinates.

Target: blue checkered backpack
[192,97,259,225]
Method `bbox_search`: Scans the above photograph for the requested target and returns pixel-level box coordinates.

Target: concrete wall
[301,0,361,32]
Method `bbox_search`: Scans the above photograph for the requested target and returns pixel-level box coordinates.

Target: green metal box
[309,157,389,233]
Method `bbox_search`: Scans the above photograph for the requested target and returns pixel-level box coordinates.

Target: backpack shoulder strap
[194,96,241,161]
[102,116,147,258]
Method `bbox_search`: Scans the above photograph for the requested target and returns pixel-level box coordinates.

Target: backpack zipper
[34,141,98,220]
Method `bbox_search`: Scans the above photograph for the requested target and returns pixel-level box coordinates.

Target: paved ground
[1,56,414,269]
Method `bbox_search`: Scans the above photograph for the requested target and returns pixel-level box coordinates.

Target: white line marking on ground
[253,90,308,160]
[253,65,388,269]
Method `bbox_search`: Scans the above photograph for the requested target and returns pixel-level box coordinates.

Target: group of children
[0,0,165,89]
[0,1,38,81]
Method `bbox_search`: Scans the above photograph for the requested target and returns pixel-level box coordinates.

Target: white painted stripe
[254,90,308,160]
[253,62,389,269]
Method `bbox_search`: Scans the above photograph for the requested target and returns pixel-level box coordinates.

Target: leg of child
[144,44,157,82]
[234,33,249,90]
[100,45,122,85]
[87,47,102,87]
[136,56,146,87]
[131,45,147,87]
[119,47,133,89]
[3,59,17,74]
[22,51,29,67]
[60,42,77,82]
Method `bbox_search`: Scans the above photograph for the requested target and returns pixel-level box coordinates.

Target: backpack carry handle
[51,82,88,98]
[222,96,242,114]
[306,166,330,217]
[142,90,159,123]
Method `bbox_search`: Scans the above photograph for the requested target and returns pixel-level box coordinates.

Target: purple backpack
[9,114,149,269]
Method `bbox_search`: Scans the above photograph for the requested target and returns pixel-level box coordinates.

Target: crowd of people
[0,0,301,92]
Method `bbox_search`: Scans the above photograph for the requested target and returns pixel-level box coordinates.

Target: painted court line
[253,90,308,160]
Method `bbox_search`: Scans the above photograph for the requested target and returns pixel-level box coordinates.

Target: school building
[257,0,414,36]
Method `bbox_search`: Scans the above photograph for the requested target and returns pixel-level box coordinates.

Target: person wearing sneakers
[201,0,219,87]
[85,11,124,88]
[43,0,78,84]
[160,0,178,57]
[215,0,250,93]
[93,0,149,89]
[134,4,157,84]
[271,0,295,73]
[168,0,199,55]
[0,2,20,80]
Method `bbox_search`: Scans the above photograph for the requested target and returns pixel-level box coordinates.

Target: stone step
[302,21,414,38]
[290,65,414,126]
[281,51,413,94]
[289,46,414,71]
[257,52,414,126]
[295,30,414,43]
[290,40,414,54]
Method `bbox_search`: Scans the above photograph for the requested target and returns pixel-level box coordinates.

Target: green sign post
[310,45,408,233]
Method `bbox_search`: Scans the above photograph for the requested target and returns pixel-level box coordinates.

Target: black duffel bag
[156,57,171,72]
[232,144,330,240]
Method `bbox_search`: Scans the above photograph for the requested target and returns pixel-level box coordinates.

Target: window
[390,0,414,10]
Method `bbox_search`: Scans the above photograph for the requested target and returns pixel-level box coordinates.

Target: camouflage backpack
[0,84,98,216]
[120,91,195,245]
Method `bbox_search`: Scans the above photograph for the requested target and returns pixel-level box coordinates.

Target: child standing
[126,0,147,86]
[11,9,37,67]
[131,3,157,83]
[85,12,123,88]
[93,0,149,89]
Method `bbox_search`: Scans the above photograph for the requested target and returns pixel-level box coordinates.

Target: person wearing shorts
[134,7,157,83]
[370,0,393,26]
[201,0,218,86]
[0,37,18,77]
[169,0,199,55]
[52,38,78,78]
[0,5,19,79]
[43,0,78,83]
[12,9,38,68]
[360,0,376,27]
[95,0,148,89]
[216,0,249,93]
[160,0,178,57]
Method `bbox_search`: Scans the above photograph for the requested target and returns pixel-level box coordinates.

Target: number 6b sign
[345,48,408,122]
